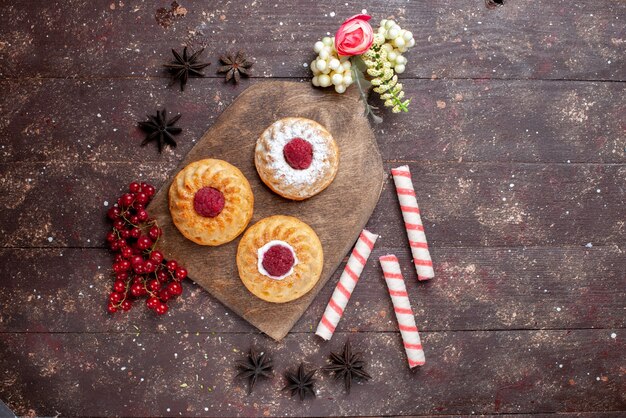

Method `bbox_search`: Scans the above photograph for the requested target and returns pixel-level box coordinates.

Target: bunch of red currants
[106,182,187,315]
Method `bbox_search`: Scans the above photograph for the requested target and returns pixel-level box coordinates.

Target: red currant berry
[109,292,123,304]
[114,254,124,263]
[143,260,156,273]
[144,184,156,197]
[146,297,160,310]
[107,206,121,220]
[106,231,117,242]
[130,227,141,239]
[175,267,188,281]
[159,288,172,302]
[166,260,178,272]
[148,225,161,240]
[135,192,149,205]
[133,203,145,211]
[110,240,120,251]
[121,193,135,207]
[137,236,152,250]
[130,283,146,297]
[137,209,149,222]
[155,302,168,315]
[128,215,140,225]
[118,260,131,271]
[116,239,128,249]
[119,228,131,239]
[133,264,145,274]
[150,250,164,264]
[107,303,118,313]
[121,247,133,259]
[116,272,129,281]
[113,218,126,230]
[167,281,183,296]
[121,299,132,311]
[147,279,161,292]
[113,280,126,293]
[129,182,141,193]
[157,270,169,282]
[131,255,143,266]
[133,276,144,285]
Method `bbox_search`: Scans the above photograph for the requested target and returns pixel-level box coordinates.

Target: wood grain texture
[146,81,383,340]
[1,246,624,334]
[0,1,624,81]
[1,0,625,416]
[0,330,624,417]
[1,78,624,164]
[1,161,623,248]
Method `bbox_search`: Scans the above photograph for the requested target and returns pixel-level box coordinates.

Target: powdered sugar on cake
[262,119,331,187]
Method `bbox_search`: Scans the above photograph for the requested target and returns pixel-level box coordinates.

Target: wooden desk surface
[0,1,624,416]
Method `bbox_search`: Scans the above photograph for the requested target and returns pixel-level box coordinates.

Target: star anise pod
[486,0,505,8]
[236,348,273,394]
[163,46,210,91]
[323,340,371,394]
[137,108,182,153]
[283,363,316,401]
[217,51,253,84]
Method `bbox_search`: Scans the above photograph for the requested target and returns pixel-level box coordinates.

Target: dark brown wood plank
[0,1,624,81]
[0,330,624,416]
[1,246,623,334]
[499,415,626,418]
[501,415,626,418]
[1,77,625,164]
[372,162,626,248]
[0,161,623,248]
[377,80,626,164]
[0,0,624,416]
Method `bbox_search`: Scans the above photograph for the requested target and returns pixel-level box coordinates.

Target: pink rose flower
[334,14,374,56]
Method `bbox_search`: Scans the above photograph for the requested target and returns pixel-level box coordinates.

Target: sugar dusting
[260,119,331,188]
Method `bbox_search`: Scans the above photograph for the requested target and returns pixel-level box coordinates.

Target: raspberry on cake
[283,138,313,170]
[193,187,225,218]
[255,117,339,200]
[237,215,323,303]
[257,240,299,280]
[169,159,254,246]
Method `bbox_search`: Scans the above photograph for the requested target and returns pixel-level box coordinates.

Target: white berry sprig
[311,36,354,93]
[377,19,414,74]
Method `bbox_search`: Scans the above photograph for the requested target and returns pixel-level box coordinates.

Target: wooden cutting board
[148,81,383,340]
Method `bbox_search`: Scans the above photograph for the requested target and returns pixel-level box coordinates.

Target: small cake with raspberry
[169,159,254,246]
[236,215,324,303]
[255,117,339,200]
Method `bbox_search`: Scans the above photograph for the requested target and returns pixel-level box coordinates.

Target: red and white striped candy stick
[391,165,434,281]
[315,229,379,341]
[379,254,425,368]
